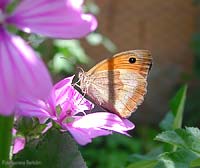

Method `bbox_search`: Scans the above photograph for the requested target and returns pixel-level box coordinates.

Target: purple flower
[0,0,97,115]
[6,0,97,38]
[13,137,25,154]
[0,28,52,115]
[17,76,135,145]
[12,128,25,154]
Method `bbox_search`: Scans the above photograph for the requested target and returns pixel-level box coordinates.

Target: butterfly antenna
[59,56,77,64]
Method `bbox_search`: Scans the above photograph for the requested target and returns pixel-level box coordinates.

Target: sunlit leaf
[156,149,199,168]
[28,34,45,47]
[155,127,200,154]
[86,33,117,52]
[84,1,100,14]
[190,157,200,167]
[86,33,103,45]
[54,40,90,64]
[52,53,75,73]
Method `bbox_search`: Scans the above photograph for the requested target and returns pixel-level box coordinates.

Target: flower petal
[16,75,93,119]
[67,126,111,145]
[0,28,52,115]
[72,112,135,134]
[16,97,50,118]
[52,76,93,113]
[0,0,11,10]
[13,137,25,154]
[53,76,74,105]
[7,0,97,38]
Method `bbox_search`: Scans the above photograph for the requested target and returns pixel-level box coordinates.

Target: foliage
[79,85,199,168]
[13,129,86,168]
[77,109,160,168]
[126,86,200,168]
[79,133,147,168]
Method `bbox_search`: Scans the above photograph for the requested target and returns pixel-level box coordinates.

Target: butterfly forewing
[87,50,152,78]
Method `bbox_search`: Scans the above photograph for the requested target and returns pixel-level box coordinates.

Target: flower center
[65,117,75,123]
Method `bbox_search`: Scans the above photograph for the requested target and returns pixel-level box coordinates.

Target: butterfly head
[78,71,91,94]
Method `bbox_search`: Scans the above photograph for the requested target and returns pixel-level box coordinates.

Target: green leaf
[102,37,117,53]
[156,149,199,168]
[127,150,164,168]
[13,129,87,168]
[155,130,185,147]
[84,1,100,15]
[155,127,200,154]
[28,34,45,47]
[86,33,117,53]
[127,159,158,168]
[54,40,90,64]
[52,53,75,73]
[190,157,200,167]
[86,33,103,46]
[159,111,174,131]
[52,39,92,74]
[170,85,187,129]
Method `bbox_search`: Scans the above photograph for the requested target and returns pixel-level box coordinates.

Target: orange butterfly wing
[87,50,152,78]
[79,50,152,118]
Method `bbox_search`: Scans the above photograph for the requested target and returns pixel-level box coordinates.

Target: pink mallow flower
[0,0,97,115]
[12,128,25,154]
[16,76,135,145]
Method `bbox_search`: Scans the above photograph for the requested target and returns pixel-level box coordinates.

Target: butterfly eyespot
[129,57,136,64]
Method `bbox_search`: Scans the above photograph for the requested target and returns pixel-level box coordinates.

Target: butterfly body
[78,50,152,118]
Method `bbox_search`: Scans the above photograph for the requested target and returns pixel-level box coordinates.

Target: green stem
[0,115,14,168]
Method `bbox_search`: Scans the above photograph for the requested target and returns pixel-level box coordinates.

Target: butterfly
[76,50,152,118]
